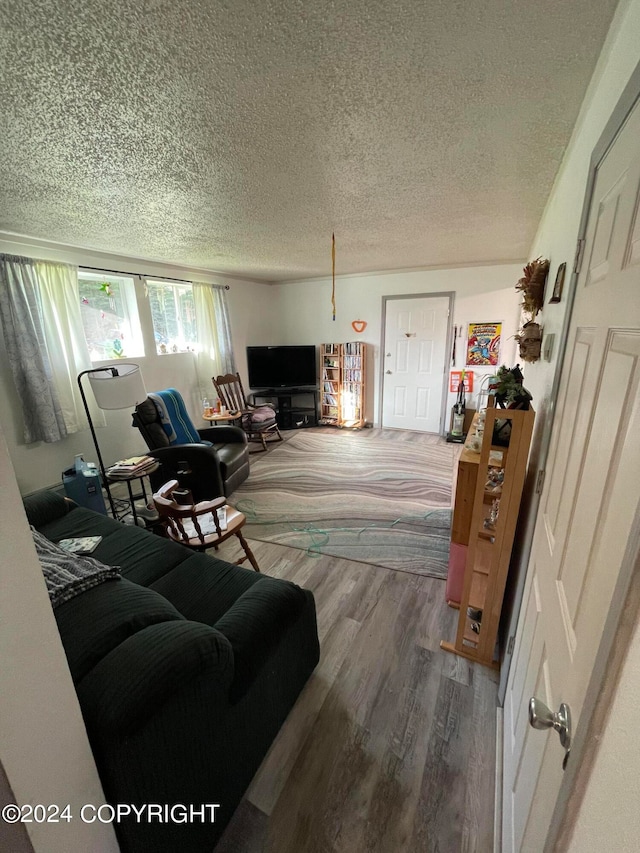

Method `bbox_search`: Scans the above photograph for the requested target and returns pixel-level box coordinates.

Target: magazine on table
[107,455,157,479]
[57,536,103,555]
[182,508,227,538]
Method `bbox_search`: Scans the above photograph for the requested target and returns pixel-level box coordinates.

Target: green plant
[492,365,532,409]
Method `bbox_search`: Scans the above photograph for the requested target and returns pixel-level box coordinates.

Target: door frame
[501,59,640,850]
[379,292,454,433]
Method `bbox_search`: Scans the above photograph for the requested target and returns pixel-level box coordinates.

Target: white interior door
[382,295,449,432]
[502,98,640,851]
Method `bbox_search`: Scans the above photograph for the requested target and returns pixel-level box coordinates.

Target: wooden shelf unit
[320,342,367,428]
[441,397,535,669]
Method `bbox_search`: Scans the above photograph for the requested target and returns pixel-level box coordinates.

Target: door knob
[529,697,572,767]
[386,370,392,374]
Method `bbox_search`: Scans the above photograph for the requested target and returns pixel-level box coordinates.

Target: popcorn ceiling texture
[0,0,618,280]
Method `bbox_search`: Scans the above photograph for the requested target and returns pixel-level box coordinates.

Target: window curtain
[35,260,105,433]
[192,283,236,399]
[0,254,104,444]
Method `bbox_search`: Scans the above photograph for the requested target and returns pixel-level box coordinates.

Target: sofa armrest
[148,444,225,500]
[76,621,234,735]
[22,489,74,529]
[149,443,221,465]
[198,425,248,445]
[215,577,307,701]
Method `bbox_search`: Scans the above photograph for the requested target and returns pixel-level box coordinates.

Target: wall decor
[351,319,367,333]
[450,370,474,393]
[549,262,566,303]
[514,321,543,363]
[516,257,549,316]
[466,322,502,366]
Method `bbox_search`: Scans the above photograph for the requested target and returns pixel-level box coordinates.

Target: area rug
[230,431,455,579]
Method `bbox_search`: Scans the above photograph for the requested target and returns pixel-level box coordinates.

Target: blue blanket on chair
[149,389,205,446]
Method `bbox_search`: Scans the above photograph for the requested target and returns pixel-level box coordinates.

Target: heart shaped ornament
[351,319,367,334]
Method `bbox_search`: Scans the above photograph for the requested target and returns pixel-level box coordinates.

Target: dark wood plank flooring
[212,537,498,853]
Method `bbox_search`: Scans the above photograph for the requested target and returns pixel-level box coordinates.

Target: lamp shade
[88,363,146,410]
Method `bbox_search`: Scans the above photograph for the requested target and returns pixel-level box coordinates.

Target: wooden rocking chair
[213,372,283,451]
[152,479,260,571]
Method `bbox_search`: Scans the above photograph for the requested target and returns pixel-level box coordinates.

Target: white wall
[0,424,118,853]
[521,0,640,430]
[0,234,275,494]
[270,263,523,426]
[567,616,640,851]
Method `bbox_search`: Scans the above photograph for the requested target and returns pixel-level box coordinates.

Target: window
[78,272,144,361]
[147,280,197,354]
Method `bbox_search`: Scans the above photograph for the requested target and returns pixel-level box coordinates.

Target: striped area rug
[230,430,455,579]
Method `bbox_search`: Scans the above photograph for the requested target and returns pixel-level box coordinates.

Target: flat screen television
[246,345,317,389]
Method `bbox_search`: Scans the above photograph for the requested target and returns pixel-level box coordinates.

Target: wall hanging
[516,257,549,315]
[515,257,549,362]
[549,262,566,303]
[514,321,543,363]
[351,319,367,333]
[466,322,502,366]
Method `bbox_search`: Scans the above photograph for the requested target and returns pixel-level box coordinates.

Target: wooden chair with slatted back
[213,372,283,451]
[152,479,260,571]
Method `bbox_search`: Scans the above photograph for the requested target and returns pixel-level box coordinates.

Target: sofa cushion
[149,553,263,624]
[38,505,128,540]
[55,576,184,683]
[38,506,191,587]
[94,528,191,588]
[248,406,276,423]
[22,489,72,528]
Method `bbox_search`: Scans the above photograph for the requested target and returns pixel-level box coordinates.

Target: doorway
[380,293,452,433]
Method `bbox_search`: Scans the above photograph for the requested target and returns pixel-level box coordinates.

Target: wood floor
[212,442,499,853]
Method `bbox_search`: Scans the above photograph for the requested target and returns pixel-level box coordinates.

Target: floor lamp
[77,363,147,518]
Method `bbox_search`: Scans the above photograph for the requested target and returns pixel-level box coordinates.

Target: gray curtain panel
[213,286,236,375]
[0,254,68,443]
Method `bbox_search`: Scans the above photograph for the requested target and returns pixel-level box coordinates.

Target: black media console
[249,388,319,430]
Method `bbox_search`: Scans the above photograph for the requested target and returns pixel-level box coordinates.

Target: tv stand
[249,388,319,430]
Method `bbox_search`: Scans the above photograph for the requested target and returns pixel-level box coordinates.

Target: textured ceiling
[0,0,619,280]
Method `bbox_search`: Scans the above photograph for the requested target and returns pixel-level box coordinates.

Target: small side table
[202,411,243,425]
[106,461,160,526]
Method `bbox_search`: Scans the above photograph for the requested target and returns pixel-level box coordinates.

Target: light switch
[543,333,555,362]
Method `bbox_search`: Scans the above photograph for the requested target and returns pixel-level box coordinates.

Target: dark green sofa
[23,490,320,852]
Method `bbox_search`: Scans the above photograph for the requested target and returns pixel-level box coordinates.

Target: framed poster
[466,322,501,366]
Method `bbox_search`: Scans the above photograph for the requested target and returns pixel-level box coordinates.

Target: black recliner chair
[132,395,250,501]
